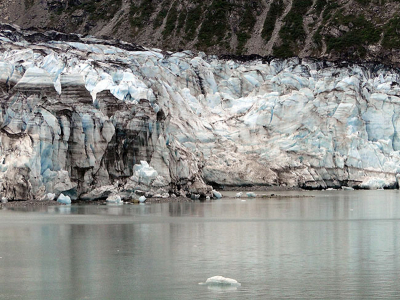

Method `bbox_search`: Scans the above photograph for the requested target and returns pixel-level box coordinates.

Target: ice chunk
[246,192,257,198]
[132,161,159,186]
[106,194,123,204]
[191,194,200,200]
[235,192,242,198]
[360,178,387,189]
[42,193,56,201]
[341,186,354,190]
[139,196,146,203]
[57,194,71,205]
[199,276,241,288]
[212,190,222,199]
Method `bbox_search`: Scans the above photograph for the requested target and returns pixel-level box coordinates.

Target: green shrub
[237,3,258,53]
[314,0,327,13]
[185,4,203,38]
[262,0,284,40]
[153,1,171,29]
[273,43,294,57]
[197,0,235,48]
[326,14,382,57]
[130,0,155,28]
[382,15,400,48]
[177,11,186,32]
[275,0,312,56]
[163,2,179,37]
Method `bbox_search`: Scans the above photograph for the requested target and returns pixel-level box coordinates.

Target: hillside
[1,0,400,65]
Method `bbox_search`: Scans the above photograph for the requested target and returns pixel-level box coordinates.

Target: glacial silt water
[0,190,400,299]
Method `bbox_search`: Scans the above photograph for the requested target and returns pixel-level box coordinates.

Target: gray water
[0,190,400,300]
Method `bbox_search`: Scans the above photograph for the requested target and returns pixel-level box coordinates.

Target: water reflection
[0,190,399,299]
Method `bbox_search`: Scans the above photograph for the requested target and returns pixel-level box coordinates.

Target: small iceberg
[106,194,123,205]
[199,276,241,290]
[341,186,354,190]
[57,194,71,205]
[235,192,242,198]
[213,190,222,199]
[246,192,257,198]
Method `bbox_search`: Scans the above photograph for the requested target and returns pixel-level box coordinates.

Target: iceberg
[212,190,222,199]
[199,276,241,289]
[246,192,257,198]
[106,194,123,205]
[57,194,71,205]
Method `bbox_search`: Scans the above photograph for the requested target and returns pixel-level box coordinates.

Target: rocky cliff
[1,24,400,200]
[2,0,400,65]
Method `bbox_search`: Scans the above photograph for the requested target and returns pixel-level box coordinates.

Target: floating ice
[213,190,222,199]
[246,192,257,198]
[199,276,241,288]
[191,194,200,200]
[235,192,242,198]
[138,196,146,203]
[57,194,71,205]
[341,186,354,190]
[106,194,123,205]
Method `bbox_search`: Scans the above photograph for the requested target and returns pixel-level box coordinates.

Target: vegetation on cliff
[2,0,400,64]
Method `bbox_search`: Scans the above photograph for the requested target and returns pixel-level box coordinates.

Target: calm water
[1,190,400,299]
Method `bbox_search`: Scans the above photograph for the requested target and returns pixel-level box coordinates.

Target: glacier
[1,24,400,200]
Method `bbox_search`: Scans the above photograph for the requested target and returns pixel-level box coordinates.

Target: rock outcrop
[1,24,400,200]
[2,0,400,65]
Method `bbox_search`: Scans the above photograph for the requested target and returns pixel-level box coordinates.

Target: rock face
[1,25,400,200]
[2,0,400,65]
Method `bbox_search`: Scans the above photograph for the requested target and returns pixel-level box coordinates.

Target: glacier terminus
[1,24,400,201]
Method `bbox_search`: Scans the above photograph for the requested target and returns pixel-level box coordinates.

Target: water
[1,190,400,299]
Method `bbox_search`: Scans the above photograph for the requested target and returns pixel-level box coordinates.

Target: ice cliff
[1,24,400,200]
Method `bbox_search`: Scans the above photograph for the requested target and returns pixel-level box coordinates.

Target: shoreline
[1,187,392,209]
[220,186,304,192]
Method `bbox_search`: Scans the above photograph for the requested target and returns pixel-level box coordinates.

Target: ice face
[1,24,400,201]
